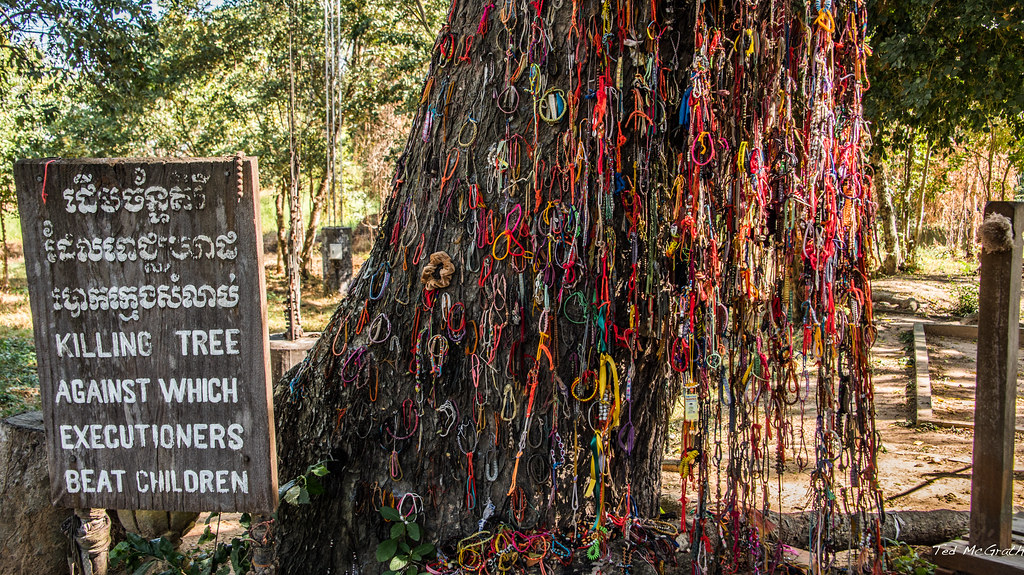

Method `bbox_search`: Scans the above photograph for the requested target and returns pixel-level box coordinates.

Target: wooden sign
[14,157,278,513]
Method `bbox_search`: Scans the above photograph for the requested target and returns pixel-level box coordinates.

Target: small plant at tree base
[278,461,330,505]
[950,284,979,316]
[885,540,936,575]
[110,513,252,575]
[375,506,435,575]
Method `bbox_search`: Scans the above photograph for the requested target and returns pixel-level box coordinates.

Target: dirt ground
[927,334,1024,423]
[869,275,1024,512]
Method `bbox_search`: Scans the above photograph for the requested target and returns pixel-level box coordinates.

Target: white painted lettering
[65,470,80,493]
[231,471,248,494]
[225,329,240,354]
[227,423,244,450]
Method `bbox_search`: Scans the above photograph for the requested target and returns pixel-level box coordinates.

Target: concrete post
[321,226,353,295]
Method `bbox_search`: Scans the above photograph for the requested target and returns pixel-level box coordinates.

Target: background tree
[0,0,441,281]
[866,0,1024,270]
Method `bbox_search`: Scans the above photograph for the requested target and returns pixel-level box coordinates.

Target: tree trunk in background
[985,127,995,202]
[873,153,902,273]
[1000,159,1013,201]
[900,137,917,244]
[966,190,979,257]
[275,187,287,275]
[272,0,880,573]
[0,200,8,291]
[301,170,331,278]
[909,142,931,266]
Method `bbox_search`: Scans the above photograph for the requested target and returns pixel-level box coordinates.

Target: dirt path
[661,275,1024,517]
[870,277,1024,512]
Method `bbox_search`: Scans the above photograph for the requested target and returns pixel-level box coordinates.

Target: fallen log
[765,509,968,547]
[659,494,968,547]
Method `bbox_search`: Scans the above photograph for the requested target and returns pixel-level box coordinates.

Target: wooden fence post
[970,201,1024,548]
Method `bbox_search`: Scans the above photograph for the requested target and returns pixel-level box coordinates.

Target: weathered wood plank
[933,540,1024,575]
[14,157,277,513]
[922,323,1024,341]
[970,202,1024,549]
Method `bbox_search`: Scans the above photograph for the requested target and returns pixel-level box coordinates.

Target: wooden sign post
[15,157,278,513]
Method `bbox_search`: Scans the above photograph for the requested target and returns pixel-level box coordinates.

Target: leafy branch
[278,461,330,506]
[375,506,435,575]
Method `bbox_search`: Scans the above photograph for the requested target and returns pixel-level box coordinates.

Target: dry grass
[0,259,33,337]
[264,265,345,335]
[0,257,40,416]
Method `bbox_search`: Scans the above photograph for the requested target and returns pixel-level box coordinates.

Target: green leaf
[407,522,421,542]
[297,487,311,505]
[305,475,324,496]
[380,506,402,522]
[413,543,435,557]
[406,568,419,575]
[283,484,303,505]
[109,541,129,564]
[389,555,410,571]
[376,538,399,562]
[198,526,216,546]
[230,539,244,573]
[311,463,330,476]
[156,537,175,558]
[239,513,252,529]
[205,512,219,525]
[391,522,406,539]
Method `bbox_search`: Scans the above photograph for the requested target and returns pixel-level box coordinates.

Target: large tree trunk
[273,1,879,573]
[274,1,688,566]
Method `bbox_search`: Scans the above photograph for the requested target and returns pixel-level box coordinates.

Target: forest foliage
[867,0,1024,271]
[0,0,1022,275]
[0,0,446,276]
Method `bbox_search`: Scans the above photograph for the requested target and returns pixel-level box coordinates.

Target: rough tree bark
[273,2,694,570]
[273,0,878,573]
